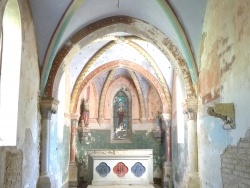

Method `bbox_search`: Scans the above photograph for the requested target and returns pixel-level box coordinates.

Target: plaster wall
[147,85,162,119]
[15,0,40,187]
[171,72,188,187]
[198,0,250,187]
[49,67,71,187]
[0,0,8,36]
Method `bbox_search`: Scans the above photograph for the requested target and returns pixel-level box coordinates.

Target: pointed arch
[42,1,198,96]
[42,16,196,101]
[98,69,116,122]
[112,89,131,140]
[71,60,169,114]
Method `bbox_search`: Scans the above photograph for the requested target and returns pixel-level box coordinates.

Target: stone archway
[43,16,196,101]
[71,60,170,115]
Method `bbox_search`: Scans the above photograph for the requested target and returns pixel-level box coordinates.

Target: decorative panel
[131,162,146,177]
[96,162,110,177]
[113,162,128,177]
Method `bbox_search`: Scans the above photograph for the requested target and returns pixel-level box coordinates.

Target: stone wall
[49,68,71,187]
[221,129,250,188]
[0,147,23,188]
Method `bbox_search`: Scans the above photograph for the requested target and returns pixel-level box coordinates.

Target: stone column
[161,113,173,188]
[183,98,200,188]
[38,97,59,188]
[69,113,79,187]
[70,113,79,162]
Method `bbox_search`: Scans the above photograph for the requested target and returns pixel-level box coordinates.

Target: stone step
[87,185,157,188]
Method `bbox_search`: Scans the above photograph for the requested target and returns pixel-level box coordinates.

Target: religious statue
[80,98,89,128]
[155,111,162,130]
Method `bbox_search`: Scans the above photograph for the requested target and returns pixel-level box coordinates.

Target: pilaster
[69,113,80,188]
[160,113,173,188]
[182,98,200,188]
[70,113,80,162]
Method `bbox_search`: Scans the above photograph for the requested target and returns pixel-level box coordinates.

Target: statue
[80,98,89,128]
[155,111,162,130]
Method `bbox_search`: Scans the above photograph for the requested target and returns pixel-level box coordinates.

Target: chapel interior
[0,0,249,188]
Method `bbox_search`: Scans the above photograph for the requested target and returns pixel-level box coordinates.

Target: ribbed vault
[71,60,169,114]
[43,16,196,104]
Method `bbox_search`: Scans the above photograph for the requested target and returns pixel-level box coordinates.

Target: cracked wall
[198,0,250,187]
[0,147,23,188]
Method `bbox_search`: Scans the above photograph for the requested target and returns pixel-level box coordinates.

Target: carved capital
[70,113,80,126]
[182,98,198,120]
[160,113,171,127]
[40,97,60,120]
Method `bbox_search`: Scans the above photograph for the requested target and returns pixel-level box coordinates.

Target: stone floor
[76,181,162,188]
[75,178,162,188]
[86,185,161,188]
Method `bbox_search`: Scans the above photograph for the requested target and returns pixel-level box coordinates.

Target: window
[0,0,22,146]
[112,89,131,143]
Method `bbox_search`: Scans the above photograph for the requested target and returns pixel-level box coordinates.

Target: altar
[87,149,153,187]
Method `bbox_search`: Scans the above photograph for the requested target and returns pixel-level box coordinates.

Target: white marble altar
[87,149,153,186]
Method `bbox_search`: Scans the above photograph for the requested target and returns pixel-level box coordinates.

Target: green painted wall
[76,130,165,183]
[50,119,71,187]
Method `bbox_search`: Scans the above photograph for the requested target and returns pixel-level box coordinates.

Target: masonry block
[0,147,23,188]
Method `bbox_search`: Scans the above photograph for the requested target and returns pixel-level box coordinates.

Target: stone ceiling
[28,0,208,112]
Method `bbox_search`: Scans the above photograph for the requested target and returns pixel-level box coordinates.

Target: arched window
[112,89,131,141]
[0,0,22,146]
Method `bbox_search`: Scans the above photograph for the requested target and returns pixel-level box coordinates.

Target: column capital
[160,113,171,127]
[182,98,198,120]
[70,113,80,120]
[40,97,60,119]
[70,113,80,126]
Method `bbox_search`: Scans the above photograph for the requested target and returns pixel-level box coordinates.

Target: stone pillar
[69,113,80,187]
[37,97,59,188]
[70,113,79,162]
[183,98,200,188]
[161,113,173,188]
